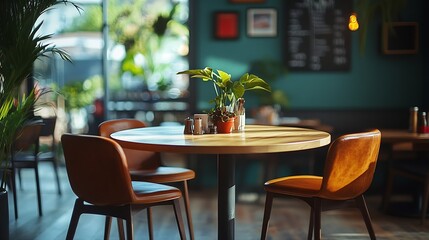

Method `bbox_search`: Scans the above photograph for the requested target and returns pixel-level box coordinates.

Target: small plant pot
[216,118,235,133]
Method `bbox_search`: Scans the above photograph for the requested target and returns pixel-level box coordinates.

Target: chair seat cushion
[264,175,322,197]
[130,166,195,183]
[38,151,56,161]
[12,152,37,168]
[132,181,182,204]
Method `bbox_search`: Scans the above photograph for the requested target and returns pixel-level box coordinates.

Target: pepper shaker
[184,117,193,134]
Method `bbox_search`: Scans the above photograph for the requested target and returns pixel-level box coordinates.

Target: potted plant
[0,1,79,238]
[177,67,271,133]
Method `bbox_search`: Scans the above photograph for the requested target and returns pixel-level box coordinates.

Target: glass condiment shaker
[193,117,203,135]
[418,111,428,133]
[184,117,193,134]
[409,106,419,133]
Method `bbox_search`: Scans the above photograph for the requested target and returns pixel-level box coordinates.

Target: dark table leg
[217,154,235,240]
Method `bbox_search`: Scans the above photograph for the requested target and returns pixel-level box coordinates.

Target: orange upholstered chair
[99,119,195,239]
[61,133,186,240]
[260,129,381,240]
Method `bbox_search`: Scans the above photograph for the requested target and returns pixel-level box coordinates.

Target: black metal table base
[218,155,236,240]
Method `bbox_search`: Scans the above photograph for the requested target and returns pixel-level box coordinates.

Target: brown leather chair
[10,122,43,219]
[99,119,195,239]
[61,133,186,240]
[260,129,381,240]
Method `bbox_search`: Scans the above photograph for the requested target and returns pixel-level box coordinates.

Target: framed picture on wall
[247,8,277,37]
[214,11,239,40]
[382,22,419,55]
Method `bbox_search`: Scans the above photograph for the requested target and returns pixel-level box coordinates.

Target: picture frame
[247,8,277,37]
[382,22,419,55]
[214,11,239,40]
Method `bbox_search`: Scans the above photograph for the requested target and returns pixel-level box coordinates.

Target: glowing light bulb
[348,13,359,31]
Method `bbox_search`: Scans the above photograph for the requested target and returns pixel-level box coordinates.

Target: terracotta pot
[0,190,9,240]
[215,118,235,133]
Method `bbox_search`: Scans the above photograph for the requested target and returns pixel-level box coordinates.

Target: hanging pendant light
[348,12,359,31]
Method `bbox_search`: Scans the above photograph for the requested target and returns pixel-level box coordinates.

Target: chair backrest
[13,122,43,153]
[39,117,57,151]
[40,117,56,137]
[319,129,381,200]
[99,119,146,137]
[61,134,135,205]
[98,119,161,170]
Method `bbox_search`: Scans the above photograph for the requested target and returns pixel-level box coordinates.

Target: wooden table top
[111,125,331,155]
[381,129,429,144]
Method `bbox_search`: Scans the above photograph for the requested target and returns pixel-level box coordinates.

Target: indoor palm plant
[178,67,271,132]
[0,1,79,238]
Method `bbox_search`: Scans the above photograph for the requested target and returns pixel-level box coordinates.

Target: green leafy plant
[0,0,80,191]
[0,89,41,190]
[60,75,103,110]
[177,67,271,122]
[64,0,188,92]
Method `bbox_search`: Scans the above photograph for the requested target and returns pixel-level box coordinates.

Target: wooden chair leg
[260,193,274,240]
[18,169,23,190]
[172,199,186,240]
[117,218,125,240]
[34,165,43,216]
[313,199,321,240]
[308,206,314,240]
[11,168,18,219]
[420,180,429,225]
[147,207,154,240]
[356,195,376,240]
[125,210,134,240]
[66,199,83,240]
[52,161,62,195]
[104,216,112,240]
[182,180,194,240]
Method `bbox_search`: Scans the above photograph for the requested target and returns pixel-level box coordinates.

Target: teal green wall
[192,0,426,111]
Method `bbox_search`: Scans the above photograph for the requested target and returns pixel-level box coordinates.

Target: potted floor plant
[0,1,79,239]
[178,67,271,133]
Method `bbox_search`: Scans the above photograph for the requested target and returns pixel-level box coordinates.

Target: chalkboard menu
[285,0,351,71]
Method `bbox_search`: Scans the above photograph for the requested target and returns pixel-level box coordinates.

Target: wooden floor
[7,164,429,240]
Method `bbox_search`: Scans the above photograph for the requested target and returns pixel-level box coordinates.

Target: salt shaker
[409,106,419,133]
[193,117,203,135]
[209,125,217,134]
[184,117,193,134]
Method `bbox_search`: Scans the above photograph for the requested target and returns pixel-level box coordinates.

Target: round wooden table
[111,125,331,240]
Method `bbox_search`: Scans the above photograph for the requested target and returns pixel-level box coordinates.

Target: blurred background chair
[99,118,195,239]
[61,133,186,239]
[382,142,429,224]
[260,129,381,240]
[10,121,43,219]
[16,117,61,193]
[36,117,61,195]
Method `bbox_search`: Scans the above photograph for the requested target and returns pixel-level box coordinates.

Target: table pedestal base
[218,155,235,240]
